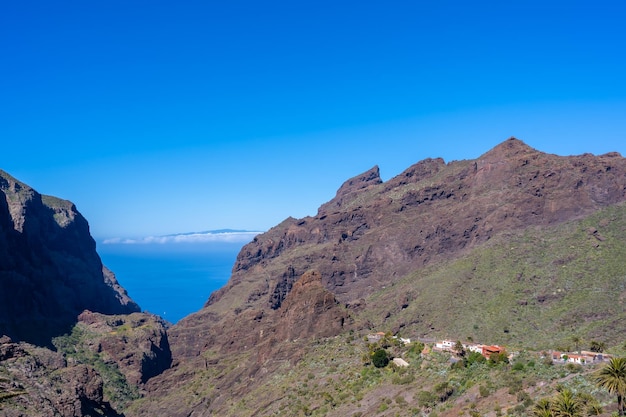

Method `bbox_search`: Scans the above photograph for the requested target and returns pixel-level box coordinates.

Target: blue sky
[2,1,625,240]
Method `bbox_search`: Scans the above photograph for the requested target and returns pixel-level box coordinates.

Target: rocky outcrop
[274,270,347,341]
[0,336,122,417]
[77,311,172,385]
[0,170,139,347]
[136,269,350,417]
[318,165,382,214]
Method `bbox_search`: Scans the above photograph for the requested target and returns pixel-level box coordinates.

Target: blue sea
[98,242,244,323]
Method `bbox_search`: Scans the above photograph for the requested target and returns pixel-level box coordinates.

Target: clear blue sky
[2,1,625,240]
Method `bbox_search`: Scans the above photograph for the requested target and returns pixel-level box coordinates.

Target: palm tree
[532,398,553,417]
[571,336,581,353]
[594,357,626,416]
[551,389,583,417]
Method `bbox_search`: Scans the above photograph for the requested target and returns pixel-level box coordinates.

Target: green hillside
[361,201,626,351]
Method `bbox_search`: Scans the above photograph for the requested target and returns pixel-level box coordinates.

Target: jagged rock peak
[478,137,539,162]
[319,165,382,214]
[338,165,382,193]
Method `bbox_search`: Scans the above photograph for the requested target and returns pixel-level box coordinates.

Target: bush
[434,381,454,402]
[417,390,437,408]
[466,351,486,366]
[372,349,389,368]
[489,351,509,365]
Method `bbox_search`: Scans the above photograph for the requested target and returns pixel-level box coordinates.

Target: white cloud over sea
[103,230,261,245]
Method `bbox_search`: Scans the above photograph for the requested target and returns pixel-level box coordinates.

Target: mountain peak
[479,137,539,162]
[318,165,382,214]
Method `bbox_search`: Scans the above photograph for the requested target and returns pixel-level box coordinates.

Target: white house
[434,340,456,350]
[393,358,409,367]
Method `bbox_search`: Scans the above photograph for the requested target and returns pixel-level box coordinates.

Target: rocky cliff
[201,138,626,320]
[129,138,626,416]
[0,170,139,346]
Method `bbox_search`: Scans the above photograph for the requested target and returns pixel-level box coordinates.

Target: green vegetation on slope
[361,202,626,350]
[53,324,140,410]
[170,332,616,417]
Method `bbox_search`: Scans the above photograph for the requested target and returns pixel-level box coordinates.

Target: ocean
[97,242,244,324]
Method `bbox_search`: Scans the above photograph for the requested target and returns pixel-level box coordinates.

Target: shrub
[466,351,486,366]
[417,390,437,408]
[489,351,509,365]
[565,362,583,373]
[434,381,454,402]
[372,349,389,368]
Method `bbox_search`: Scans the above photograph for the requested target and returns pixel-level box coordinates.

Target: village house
[434,340,486,356]
[434,340,456,351]
[566,354,589,364]
[367,332,411,345]
[464,343,484,354]
[393,336,411,345]
[548,350,608,364]
[366,332,386,343]
[481,345,505,359]
[392,358,409,367]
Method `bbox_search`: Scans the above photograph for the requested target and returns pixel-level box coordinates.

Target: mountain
[127,137,626,416]
[0,170,171,416]
[0,169,140,346]
[3,137,626,416]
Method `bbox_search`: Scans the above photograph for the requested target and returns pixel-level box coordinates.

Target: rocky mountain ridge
[130,137,626,416]
[3,137,626,416]
[186,138,626,337]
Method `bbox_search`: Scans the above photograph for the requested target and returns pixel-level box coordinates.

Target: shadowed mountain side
[0,170,139,347]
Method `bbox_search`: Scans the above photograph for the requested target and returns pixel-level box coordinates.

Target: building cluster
[433,339,506,359]
[549,350,610,364]
[365,333,612,368]
[366,332,411,345]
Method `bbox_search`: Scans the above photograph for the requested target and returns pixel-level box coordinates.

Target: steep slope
[0,170,139,346]
[131,138,626,416]
[204,138,625,316]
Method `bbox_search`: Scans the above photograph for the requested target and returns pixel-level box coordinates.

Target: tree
[551,389,583,417]
[454,340,466,357]
[590,340,606,353]
[532,398,553,417]
[372,348,389,368]
[594,357,626,416]
[571,336,581,353]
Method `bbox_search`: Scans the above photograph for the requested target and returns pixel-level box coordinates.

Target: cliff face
[198,138,626,326]
[0,170,139,346]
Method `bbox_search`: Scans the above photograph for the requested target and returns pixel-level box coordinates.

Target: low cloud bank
[103,230,262,245]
